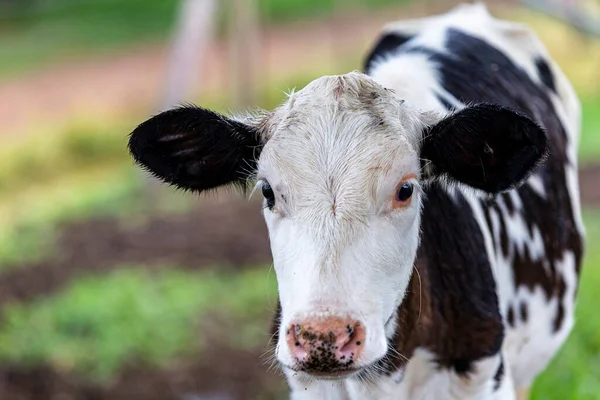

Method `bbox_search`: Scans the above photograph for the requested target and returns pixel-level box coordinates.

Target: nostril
[286,323,308,361]
[339,322,365,357]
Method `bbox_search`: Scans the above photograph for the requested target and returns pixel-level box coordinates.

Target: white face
[255,73,429,377]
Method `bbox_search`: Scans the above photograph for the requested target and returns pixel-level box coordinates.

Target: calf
[128,4,584,399]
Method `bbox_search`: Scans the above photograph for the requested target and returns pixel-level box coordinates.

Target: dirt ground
[0,196,270,307]
[580,164,600,205]
[0,346,287,400]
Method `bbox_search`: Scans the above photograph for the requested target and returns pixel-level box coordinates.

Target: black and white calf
[128,4,584,399]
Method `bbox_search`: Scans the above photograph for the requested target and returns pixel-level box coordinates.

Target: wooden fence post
[228,0,261,108]
[160,0,218,111]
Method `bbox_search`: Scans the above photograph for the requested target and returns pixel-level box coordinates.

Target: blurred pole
[160,0,218,110]
[228,0,261,108]
[332,0,351,72]
[142,0,218,209]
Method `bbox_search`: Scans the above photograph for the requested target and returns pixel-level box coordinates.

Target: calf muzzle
[285,317,366,375]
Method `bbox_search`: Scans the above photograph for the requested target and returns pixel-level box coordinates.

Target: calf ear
[420,104,548,193]
[128,106,263,192]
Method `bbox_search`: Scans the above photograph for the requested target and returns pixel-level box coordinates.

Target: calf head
[129,72,547,379]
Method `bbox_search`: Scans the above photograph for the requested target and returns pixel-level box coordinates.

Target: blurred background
[0,0,598,399]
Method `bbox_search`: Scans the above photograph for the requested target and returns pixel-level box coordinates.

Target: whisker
[386,342,410,363]
[265,262,276,310]
[412,265,423,325]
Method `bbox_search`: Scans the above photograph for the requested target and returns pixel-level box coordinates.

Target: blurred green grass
[0,0,178,76]
[581,96,600,165]
[0,0,404,76]
[0,267,277,382]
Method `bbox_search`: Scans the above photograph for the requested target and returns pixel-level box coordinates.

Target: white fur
[257,73,427,370]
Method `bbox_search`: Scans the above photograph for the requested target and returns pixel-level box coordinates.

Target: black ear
[420,104,548,193]
[128,106,262,192]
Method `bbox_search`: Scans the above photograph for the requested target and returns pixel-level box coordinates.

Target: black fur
[364,32,414,74]
[413,29,567,151]
[435,92,455,111]
[535,57,557,93]
[419,187,504,371]
[128,106,262,192]
[421,103,548,193]
[493,358,505,390]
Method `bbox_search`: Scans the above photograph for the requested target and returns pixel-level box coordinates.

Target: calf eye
[391,182,414,210]
[396,183,413,202]
[262,182,275,209]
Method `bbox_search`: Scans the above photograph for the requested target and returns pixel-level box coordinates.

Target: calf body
[128,4,584,399]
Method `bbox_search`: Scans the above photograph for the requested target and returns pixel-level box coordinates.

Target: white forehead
[257,73,424,197]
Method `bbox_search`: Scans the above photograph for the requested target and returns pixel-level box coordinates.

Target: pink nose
[286,317,366,374]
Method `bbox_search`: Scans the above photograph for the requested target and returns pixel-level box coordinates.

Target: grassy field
[581,96,600,165]
[0,267,277,382]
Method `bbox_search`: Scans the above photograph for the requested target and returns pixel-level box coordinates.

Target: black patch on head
[128,106,262,192]
[364,32,414,73]
[535,57,557,93]
[493,358,505,390]
[421,103,548,193]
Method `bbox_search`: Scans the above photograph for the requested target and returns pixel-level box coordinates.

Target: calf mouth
[283,364,362,381]
[282,358,386,381]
